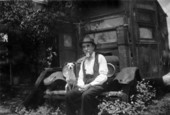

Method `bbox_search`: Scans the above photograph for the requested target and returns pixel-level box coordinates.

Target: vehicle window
[139,27,153,39]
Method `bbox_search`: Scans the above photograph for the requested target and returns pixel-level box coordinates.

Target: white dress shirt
[77,52,108,87]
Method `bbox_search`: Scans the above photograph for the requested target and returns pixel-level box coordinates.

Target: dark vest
[82,53,99,84]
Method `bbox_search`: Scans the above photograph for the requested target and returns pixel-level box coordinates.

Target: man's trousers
[65,85,104,115]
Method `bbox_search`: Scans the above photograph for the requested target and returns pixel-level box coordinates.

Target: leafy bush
[14,103,66,115]
[98,80,156,115]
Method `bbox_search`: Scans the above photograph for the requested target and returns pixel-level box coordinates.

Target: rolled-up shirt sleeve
[90,54,108,86]
[77,62,85,87]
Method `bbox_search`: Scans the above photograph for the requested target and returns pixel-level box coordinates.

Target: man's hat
[79,36,96,48]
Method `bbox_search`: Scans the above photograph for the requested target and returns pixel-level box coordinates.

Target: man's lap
[66,85,104,99]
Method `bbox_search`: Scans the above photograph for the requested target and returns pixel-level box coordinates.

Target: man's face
[82,43,95,58]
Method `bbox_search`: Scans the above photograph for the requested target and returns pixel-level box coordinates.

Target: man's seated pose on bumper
[65,36,108,115]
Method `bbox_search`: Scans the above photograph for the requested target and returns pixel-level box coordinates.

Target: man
[65,36,108,115]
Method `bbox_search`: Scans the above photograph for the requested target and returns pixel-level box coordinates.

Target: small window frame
[136,8,156,43]
[138,24,156,43]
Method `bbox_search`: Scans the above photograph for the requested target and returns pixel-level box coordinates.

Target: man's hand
[78,84,91,92]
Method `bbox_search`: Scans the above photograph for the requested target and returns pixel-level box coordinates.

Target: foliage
[0,0,75,78]
[13,102,66,115]
[98,80,156,115]
[14,104,66,115]
[41,47,57,67]
[0,0,33,27]
[0,0,75,43]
